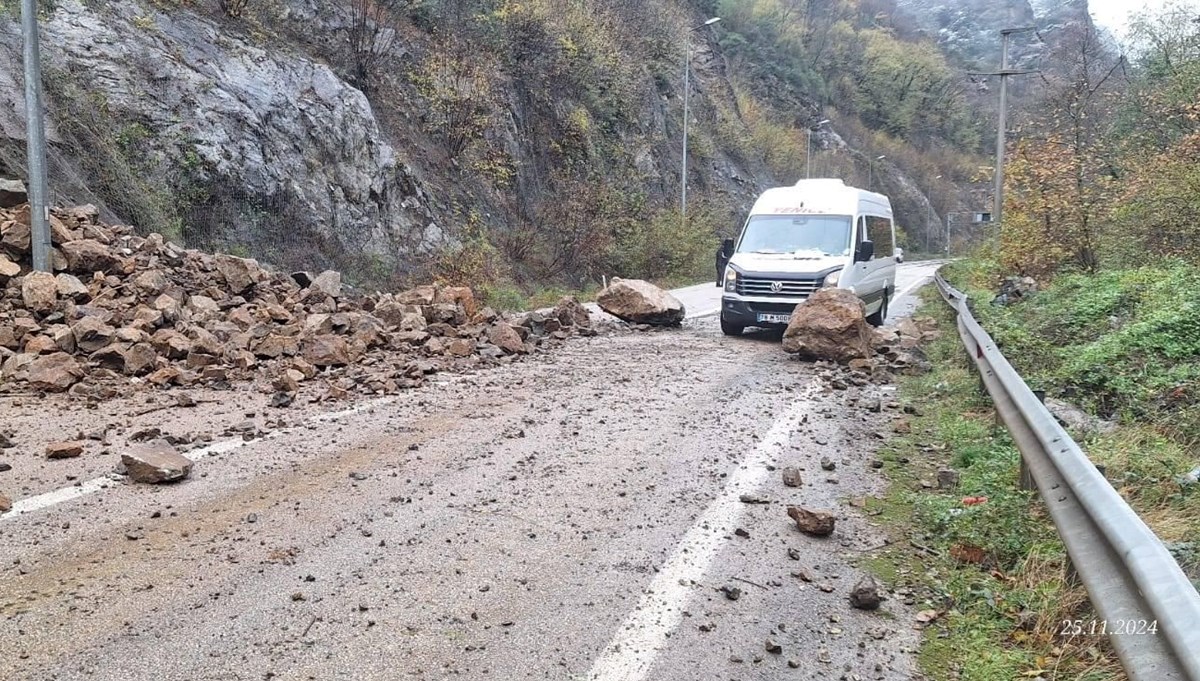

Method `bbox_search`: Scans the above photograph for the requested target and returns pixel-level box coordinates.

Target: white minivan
[717,179,898,336]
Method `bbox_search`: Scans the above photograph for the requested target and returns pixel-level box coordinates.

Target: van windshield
[737,215,852,257]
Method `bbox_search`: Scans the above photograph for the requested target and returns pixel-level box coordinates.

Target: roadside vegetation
[864,6,1200,676]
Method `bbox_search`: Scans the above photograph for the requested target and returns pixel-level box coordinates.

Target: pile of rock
[0,197,593,401]
[781,288,936,373]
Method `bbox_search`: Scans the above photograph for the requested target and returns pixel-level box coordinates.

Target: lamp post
[21,0,51,272]
[681,16,721,228]
[806,118,830,180]
[868,155,885,191]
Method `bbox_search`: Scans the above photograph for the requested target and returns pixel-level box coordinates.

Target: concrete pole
[681,36,690,228]
[21,0,51,272]
[992,31,1011,231]
[806,128,812,180]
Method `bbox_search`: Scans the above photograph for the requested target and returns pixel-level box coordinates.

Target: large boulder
[597,279,685,325]
[782,288,872,362]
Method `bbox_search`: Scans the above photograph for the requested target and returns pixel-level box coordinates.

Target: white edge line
[1,394,402,520]
[585,382,818,681]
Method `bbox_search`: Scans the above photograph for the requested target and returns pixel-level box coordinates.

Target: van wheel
[866,291,889,327]
[720,315,745,336]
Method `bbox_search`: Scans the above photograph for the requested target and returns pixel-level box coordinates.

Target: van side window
[866,216,894,259]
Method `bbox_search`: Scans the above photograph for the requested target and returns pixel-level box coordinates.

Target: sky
[1089,0,1200,37]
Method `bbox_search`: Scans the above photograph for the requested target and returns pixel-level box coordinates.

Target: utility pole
[976,26,1037,231]
[681,17,721,229]
[21,0,51,272]
[806,119,829,180]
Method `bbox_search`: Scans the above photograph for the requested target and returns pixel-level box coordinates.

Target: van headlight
[724,269,738,293]
[822,269,842,288]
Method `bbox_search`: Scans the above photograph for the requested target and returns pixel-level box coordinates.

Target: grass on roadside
[858,289,1126,681]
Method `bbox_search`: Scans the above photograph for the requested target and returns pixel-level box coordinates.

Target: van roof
[749,179,892,218]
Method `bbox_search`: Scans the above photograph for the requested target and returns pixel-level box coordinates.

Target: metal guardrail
[934,272,1200,681]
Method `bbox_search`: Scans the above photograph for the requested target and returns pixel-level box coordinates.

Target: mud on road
[1,315,924,680]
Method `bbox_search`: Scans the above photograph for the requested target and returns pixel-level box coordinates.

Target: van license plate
[757,313,791,324]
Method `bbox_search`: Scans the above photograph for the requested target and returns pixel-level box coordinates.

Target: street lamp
[868,155,885,191]
[682,16,721,227]
[806,118,830,180]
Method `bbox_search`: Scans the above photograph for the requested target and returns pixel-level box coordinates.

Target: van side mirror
[855,240,875,263]
[721,238,735,258]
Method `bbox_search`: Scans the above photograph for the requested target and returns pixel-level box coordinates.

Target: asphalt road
[0,262,941,681]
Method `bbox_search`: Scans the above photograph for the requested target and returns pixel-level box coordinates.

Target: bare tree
[347,0,418,92]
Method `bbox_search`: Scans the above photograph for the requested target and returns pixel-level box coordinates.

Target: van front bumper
[720,295,807,327]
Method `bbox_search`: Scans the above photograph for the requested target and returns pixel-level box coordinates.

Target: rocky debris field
[0,197,596,407]
[0,311,937,680]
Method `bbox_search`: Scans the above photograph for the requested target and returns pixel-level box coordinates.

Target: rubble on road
[787,505,836,536]
[120,441,194,483]
[0,200,595,400]
[596,278,685,326]
[849,575,884,610]
[0,491,10,512]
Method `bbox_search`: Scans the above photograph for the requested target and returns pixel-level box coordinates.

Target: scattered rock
[992,276,1038,306]
[0,178,27,208]
[46,441,85,459]
[120,441,193,483]
[0,491,10,512]
[782,288,873,362]
[787,506,836,536]
[765,639,783,655]
[821,457,836,471]
[596,278,686,325]
[937,468,960,489]
[739,493,770,504]
[849,575,884,610]
[782,467,803,487]
[22,271,59,314]
[721,585,742,601]
[26,352,84,392]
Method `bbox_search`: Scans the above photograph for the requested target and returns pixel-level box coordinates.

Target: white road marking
[586,383,819,681]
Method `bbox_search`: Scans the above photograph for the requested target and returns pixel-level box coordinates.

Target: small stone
[787,506,836,536]
[739,493,770,504]
[46,441,85,459]
[849,575,884,610]
[734,527,750,538]
[937,468,960,489]
[721,585,742,601]
[0,492,11,513]
[765,639,783,655]
[821,457,836,471]
[782,467,803,487]
[120,441,193,483]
